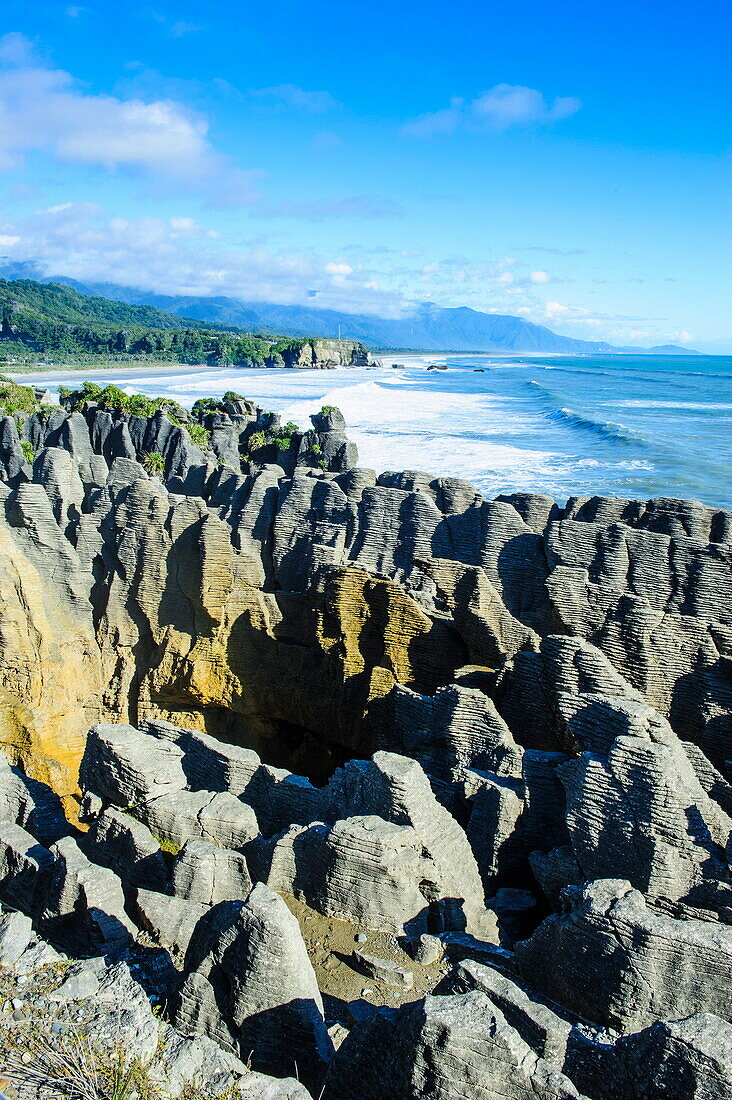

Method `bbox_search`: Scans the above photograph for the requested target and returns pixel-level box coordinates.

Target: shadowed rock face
[0,401,731,1097]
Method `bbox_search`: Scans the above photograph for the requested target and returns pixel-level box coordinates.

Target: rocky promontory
[0,379,730,1098]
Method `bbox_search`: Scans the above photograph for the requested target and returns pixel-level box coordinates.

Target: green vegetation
[191,396,221,417]
[273,420,300,449]
[21,440,35,464]
[60,382,186,424]
[222,390,245,403]
[320,404,334,414]
[154,834,181,856]
[247,430,267,451]
[0,278,337,368]
[142,451,165,475]
[187,423,210,448]
[0,377,41,414]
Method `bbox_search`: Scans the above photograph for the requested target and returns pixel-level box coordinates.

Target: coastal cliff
[0,382,730,1098]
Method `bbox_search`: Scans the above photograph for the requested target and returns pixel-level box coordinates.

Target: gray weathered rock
[0,820,53,913]
[615,1012,732,1100]
[515,879,732,1031]
[136,787,259,850]
[353,950,414,988]
[412,933,444,965]
[39,836,137,956]
[133,888,208,956]
[0,910,34,967]
[176,883,333,1090]
[323,991,585,1099]
[83,806,169,892]
[437,960,572,1066]
[171,838,252,905]
[80,723,188,807]
[324,752,491,935]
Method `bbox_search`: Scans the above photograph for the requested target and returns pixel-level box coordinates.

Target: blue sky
[0,1,730,348]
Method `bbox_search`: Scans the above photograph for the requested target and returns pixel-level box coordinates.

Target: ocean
[13,352,732,509]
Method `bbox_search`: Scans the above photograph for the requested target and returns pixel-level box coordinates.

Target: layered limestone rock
[0,397,730,1098]
[176,884,333,1090]
[322,991,586,1100]
[0,712,730,1098]
[0,399,729,805]
[515,879,732,1032]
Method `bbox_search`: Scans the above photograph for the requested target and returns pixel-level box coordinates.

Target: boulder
[322,991,585,1099]
[515,879,732,1031]
[83,806,169,892]
[176,883,333,1091]
[79,723,188,807]
[39,836,137,956]
[171,838,252,905]
[0,820,53,913]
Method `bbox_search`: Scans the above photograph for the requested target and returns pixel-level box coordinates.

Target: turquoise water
[16,352,732,508]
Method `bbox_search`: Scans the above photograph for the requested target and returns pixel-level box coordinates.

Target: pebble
[361,988,372,997]
[11,998,24,1010]
[12,1010,27,1021]
[355,933,367,943]
[15,975,27,986]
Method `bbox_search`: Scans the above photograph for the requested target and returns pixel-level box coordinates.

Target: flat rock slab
[353,949,414,989]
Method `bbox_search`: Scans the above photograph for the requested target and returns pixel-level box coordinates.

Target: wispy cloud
[403,83,580,138]
[250,83,340,114]
[0,197,683,345]
[0,202,408,314]
[251,196,403,221]
[150,12,202,37]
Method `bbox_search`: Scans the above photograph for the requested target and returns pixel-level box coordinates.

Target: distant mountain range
[0,261,697,356]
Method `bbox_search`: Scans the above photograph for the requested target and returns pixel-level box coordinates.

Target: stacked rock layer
[0,396,730,1098]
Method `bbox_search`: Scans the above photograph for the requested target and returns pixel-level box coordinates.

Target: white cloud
[0,199,685,345]
[170,22,201,37]
[530,269,551,284]
[251,83,340,114]
[0,33,239,184]
[403,83,580,138]
[0,202,408,315]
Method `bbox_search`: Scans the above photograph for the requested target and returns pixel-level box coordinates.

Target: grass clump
[1,1021,158,1099]
[142,451,165,476]
[186,423,210,448]
[247,430,267,451]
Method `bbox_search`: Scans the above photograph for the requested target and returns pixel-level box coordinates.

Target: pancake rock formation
[0,384,730,1098]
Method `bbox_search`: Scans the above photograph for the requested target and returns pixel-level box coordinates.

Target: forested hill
[0,278,368,367]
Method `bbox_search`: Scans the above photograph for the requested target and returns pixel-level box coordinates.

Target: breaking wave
[528,380,643,446]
